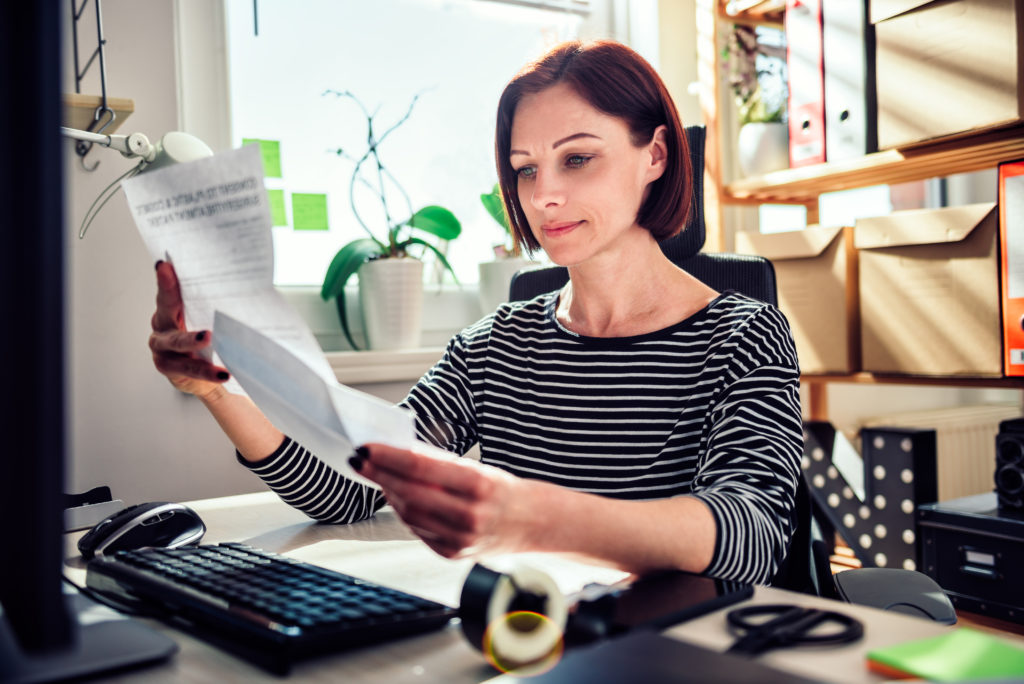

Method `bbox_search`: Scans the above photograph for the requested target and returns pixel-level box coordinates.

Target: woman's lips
[541,220,583,236]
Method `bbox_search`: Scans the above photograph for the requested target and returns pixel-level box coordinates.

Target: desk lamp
[61,127,213,237]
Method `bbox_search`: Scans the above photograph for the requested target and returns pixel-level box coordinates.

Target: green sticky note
[267,189,287,227]
[242,138,283,178]
[867,628,1024,682]
[291,193,329,231]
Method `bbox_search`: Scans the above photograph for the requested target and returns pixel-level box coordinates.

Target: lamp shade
[141,131,213,174]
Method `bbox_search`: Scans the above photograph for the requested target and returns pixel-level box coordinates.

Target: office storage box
[855,203,1000,376]
[873,0,1024,149]
[918,493,1024,624]
[737,226,859,374]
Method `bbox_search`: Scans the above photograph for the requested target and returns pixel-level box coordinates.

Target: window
[223,0,596,286]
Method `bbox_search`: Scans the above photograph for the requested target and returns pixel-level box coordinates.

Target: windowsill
[276,285,477,385]
[327,348,442,385]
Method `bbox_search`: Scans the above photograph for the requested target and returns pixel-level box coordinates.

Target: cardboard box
[873,0,1024,149]
[736,226,859,374]
[870,0,935,23]
[855,202,1000,376]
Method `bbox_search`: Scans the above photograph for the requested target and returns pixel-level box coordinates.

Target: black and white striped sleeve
[400,323,481,455]
[235,323,483,523]
[689,305,803,585]
[237,436,386,523]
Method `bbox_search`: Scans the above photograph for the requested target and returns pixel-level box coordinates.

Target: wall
[64,0,265,504]
[657,0,701,129]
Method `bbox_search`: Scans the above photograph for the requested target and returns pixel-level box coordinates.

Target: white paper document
[213,311,416,488]
[122,145,425,487]
[122,144,333,387]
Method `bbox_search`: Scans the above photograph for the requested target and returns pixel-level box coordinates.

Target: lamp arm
[60,126,157,162]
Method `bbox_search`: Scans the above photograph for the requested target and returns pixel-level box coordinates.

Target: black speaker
[995,418,1024,512]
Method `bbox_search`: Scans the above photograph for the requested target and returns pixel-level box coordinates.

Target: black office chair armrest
[833,567,957,625]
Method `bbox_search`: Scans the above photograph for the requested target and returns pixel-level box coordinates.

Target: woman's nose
[528,170,565,210]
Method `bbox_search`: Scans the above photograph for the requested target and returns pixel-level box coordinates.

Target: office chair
[506,125,956,623]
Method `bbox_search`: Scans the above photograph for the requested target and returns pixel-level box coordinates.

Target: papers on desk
[121,145,420,487]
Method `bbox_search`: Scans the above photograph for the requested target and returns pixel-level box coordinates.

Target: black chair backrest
[771,474,819,595]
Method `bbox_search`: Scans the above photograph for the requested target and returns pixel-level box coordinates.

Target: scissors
[725,604,864,656]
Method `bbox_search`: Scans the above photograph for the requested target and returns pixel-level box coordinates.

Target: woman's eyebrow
[510,132,602,157]
[553,132,600,148]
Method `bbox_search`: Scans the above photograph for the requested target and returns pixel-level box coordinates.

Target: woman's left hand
[353,444,539,559]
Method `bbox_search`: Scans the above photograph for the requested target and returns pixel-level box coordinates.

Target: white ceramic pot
[357,257,424,350]
[478,257,532,314]
[737,122,789,177]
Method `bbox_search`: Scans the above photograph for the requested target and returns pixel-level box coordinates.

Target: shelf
[717,0,784,27]
[801,373,1024,390]
[62,93,134,134]
[724,125,1024,205]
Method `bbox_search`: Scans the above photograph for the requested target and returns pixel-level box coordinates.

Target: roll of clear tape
[460,563,568,673]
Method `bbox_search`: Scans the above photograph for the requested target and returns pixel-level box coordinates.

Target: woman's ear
[644,125,669,184]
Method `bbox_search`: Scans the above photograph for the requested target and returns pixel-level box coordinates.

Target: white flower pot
[357,258,424,350]
[478,257,532,314]
[737,122,789,177]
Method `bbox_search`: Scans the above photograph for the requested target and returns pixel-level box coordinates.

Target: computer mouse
[78,501,206,559]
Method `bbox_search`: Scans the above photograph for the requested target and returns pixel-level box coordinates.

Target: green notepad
[867,628,1024,682]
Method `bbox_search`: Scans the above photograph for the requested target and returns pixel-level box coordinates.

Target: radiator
[860,405,1022,502]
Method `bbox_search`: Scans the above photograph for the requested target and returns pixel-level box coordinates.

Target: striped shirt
[241,291,803,584]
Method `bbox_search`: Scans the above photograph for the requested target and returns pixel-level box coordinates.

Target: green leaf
[320,238,383,351]
[408,205,461,241]
[403,236,460,285]
[480,184,510,233]
[320,238,384,300]
[335,284,360,352]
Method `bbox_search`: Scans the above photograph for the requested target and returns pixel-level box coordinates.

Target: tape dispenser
[460,563,754,674]
[460,563,574,674]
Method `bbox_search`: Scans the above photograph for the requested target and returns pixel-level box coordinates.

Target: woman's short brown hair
[495,40,691,254]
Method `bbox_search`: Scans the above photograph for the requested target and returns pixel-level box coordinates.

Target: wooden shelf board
[801,373,1024,389]
[724,125,1024,204]
[63,93,134,135]
[717,0,784,27]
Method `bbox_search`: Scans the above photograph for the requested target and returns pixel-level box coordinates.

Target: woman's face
[509,82,666,268]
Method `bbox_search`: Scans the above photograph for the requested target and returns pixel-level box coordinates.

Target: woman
[149,40,802,585]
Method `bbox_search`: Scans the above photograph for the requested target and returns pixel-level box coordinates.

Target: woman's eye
[566,154,590,169]
[516,166,536,180]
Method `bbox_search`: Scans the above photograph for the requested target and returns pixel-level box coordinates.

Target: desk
[64,492,1022,683]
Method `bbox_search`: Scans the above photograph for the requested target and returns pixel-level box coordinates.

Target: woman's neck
[556,233,717,338]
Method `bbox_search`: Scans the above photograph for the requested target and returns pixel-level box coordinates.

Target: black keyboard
[85,542,456,674]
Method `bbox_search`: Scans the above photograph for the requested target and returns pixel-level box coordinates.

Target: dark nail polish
[349,456,364,472]
[155,260,164,270]
[355,445,369,460]
[196,331,207,342]
[216,371,230,380]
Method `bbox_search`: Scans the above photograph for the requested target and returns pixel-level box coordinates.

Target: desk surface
[63,491,1023,683]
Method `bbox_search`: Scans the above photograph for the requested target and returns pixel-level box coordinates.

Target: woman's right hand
[149,261,231,398]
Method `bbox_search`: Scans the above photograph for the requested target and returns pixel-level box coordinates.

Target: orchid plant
[320,90,461,350]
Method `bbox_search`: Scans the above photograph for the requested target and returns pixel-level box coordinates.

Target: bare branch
[325,88,435,249]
